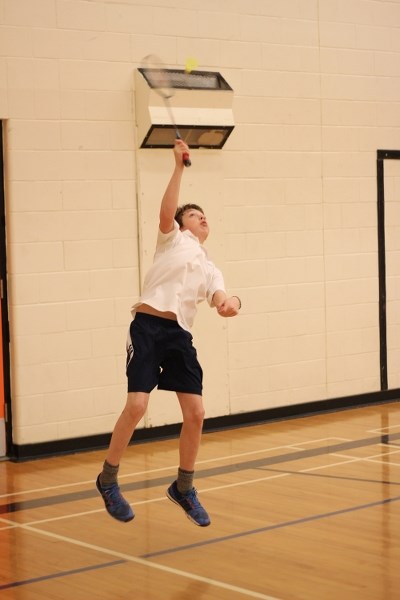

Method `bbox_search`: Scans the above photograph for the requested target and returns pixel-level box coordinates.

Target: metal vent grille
[138,68,232,91]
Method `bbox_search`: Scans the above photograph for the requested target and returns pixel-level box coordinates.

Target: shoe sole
[166,489,211,527]
[96,477,134,523]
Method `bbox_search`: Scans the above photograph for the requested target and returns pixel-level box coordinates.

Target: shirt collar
[182,229,208,255]
[183,229,200,243]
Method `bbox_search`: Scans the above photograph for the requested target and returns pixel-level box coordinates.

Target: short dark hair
[175,203,204,228]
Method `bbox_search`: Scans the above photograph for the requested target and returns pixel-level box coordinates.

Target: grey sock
[177,468,194,494]
[100,460,119,487]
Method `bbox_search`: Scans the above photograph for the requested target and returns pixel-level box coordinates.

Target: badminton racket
[140,54,191,167]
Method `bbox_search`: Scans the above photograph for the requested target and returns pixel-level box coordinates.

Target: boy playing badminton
[96,140,241,526]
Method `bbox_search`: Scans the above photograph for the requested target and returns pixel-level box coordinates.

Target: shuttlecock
[184,57,198,73]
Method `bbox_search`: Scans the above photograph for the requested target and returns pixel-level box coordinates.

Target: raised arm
[159,140,190,234]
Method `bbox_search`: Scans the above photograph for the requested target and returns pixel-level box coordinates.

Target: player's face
[181,209,209,242]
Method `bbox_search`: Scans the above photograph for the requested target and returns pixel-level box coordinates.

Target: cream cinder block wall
[0,0,399,447]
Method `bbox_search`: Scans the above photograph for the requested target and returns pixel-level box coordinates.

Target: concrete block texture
[1,0,399,445]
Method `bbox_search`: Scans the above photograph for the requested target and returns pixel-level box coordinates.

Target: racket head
[139,54,192,167]
[140,54,174,101]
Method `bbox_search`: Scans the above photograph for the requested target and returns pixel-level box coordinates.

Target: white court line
[1,452,384,600]
[23,457,362,527]
[0,441,332,499]
[24,473,291,526]
[1,442,393,598]
[1,455,365,528]
[367,424,400,434]
[364,458,400,467]
[332,449,400,462]
[376,447,400,458]
[0,516,18,529]
[378,442,400,449]
[287,437,350,447]
[0,517,281,600]
[298,456,361,473]
[1,446,380,530]
[330,452,376,461]
[4,449,396,598]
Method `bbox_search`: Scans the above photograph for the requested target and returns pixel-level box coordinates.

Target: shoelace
[185,488,202,510]
[104,485,123,505]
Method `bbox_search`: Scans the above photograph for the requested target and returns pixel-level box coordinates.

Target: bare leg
[166,392,210,526]
[106,391,149,466]
[176,392,205,471]
[97,392,149,522]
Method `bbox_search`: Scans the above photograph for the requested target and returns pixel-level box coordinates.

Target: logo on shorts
[126,330,134,368]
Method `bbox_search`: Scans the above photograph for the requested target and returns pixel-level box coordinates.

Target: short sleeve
[156,220,180,250]
[207,264,226,305]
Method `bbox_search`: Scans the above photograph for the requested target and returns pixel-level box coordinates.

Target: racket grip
[182,152,191,168]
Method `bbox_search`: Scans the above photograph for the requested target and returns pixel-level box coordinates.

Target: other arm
[212,290,241,318]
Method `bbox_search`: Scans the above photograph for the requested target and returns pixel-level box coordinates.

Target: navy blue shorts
[126,313,203,395]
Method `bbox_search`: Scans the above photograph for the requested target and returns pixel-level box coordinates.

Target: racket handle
[182,152,191,168]
[175,133,191,167]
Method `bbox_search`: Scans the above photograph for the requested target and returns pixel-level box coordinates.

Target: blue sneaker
[166,480,210,527]
[96,475,134,522]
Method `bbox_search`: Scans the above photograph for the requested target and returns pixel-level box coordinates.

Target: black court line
[0,432,399,515]
[141,494,400,559]
[0,559,126,591]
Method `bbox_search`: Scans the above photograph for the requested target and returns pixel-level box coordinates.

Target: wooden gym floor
[0,401,399,600]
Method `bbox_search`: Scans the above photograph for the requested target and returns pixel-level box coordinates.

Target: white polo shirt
[131,221,225,331]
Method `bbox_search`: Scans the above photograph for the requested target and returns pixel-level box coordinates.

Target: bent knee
[124,392,149,420]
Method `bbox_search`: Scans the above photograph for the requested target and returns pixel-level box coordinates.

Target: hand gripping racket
[141,54,191,167]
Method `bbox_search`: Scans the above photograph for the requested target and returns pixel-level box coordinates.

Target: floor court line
[0,432,391,507]
[257,466,400,487]
[2,451,398,596]
[331,450,400,464]
[368,424,400,434]
[4,492,399,599]
[0,441,329,499]
[286,437,350,447]
[1,518,282,600]
[23,474,292,526]
[141,494,400,559]
[364,457,400,467]
[2,433,397,514]
[379,438,400,446]
[0,560,126,591]
[22,456,369,526]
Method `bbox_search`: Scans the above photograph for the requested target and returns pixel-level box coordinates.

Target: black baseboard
[9,388,400,461]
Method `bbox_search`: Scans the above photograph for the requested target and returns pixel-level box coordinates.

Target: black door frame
[0,121,13,457]
[377,149,400,392]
